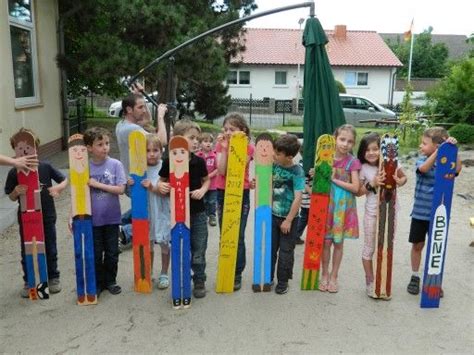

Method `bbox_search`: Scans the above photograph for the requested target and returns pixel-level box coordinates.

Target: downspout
[57,3,81,149]
[389,68,397,106]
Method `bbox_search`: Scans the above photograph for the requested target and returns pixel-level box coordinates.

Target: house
[227,26,403,105]
[0,0,62,230]
[381,33,470,60]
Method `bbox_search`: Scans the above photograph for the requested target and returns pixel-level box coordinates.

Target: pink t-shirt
[215,140,254,190]
[196,150,218,190]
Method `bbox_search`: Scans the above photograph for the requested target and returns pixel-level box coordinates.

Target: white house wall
[0,0,61,155]
[228,65,395,105]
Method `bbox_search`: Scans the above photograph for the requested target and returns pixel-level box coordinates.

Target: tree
[426,58,474,124]
[385,27,449,78]
[57,0,257,119]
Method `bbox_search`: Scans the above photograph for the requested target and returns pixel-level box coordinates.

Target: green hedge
[449,123,474,144]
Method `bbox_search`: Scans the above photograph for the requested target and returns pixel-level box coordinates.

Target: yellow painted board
[216,132,248,293]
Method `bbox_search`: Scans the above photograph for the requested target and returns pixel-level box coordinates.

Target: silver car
[340,94,397,126]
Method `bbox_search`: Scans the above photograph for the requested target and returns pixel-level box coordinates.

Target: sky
[246,0,472,36]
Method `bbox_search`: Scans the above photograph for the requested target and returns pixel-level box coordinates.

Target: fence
[217,94,303,129]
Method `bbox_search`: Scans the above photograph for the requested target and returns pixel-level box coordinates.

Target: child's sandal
[318,279,328,292]
[328,280,338,293]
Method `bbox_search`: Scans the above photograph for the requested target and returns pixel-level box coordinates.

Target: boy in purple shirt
[84,127,126,295]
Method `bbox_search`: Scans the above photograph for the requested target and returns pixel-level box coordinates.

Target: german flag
[404,19,414,42]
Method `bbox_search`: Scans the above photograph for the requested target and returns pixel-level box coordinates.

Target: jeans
[20,218,60,282]
[190,211,208,282]
[204,190,217,218]
[171,223,191,300]
[121,209,132,243]
[271,215,298,283]
[217,189,250,279]
[296,207,309,239]
[93,224,119,289]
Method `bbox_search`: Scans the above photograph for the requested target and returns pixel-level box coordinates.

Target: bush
[449,123,474,144]
[335,80,346,93]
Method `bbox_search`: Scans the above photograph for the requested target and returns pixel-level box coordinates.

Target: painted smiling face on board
[256,139,274,165]
[69,143,88,173]
[14,140,35,158]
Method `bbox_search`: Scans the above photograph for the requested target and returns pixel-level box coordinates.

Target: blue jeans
[296,207,309,239]
[20,218,60,282]
[217,189,250,280]
[93,224,119,289]
[190,211,208,282]
[204,190,217,217]
[171,223,191,300]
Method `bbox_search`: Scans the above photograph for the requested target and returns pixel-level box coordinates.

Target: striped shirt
[301,176,312,209]
[411,156,435,221]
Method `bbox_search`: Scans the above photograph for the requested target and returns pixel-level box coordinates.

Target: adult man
[115,88,167,176]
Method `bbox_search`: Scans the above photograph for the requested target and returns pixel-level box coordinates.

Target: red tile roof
[231,28,403,67]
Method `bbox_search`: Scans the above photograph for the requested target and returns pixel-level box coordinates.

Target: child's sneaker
[157,274,169,290]
[233,278,242,291]
[209,216,217,227]
[275,281,289,295]
[366,282,375,298]
[295,237,304,245]
[20,285,29,298]
[193,281,206,298]
[407,275,420,295]
[49,278,62,294]
[106,283,122,295]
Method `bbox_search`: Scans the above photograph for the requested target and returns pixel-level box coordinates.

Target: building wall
[332,66,394,105]
[227,64,395,105]
[0,0,61,196]
[0,0,62,156]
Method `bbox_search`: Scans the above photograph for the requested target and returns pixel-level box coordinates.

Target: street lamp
[296,18,305,110]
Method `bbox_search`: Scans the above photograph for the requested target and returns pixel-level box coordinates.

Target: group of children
[4,109,461,302]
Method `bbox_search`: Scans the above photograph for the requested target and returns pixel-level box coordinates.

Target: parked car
[340,94,397,126]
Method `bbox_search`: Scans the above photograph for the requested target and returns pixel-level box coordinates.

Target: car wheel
[118,110,123,118]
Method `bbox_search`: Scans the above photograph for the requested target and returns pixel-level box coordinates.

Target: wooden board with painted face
[373,134,399,299]
[253,133,274,292]
[169,135,191,309]
[301,134,335,291]
[216,132,248,293]
[421,142,457,308]
[129,130,152,293]
[68,134,97,305]
[13,130,49,300]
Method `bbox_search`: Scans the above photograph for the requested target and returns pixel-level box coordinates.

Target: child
[132,134,171,289]
[357,132,407,297]
[295,153,313,245]
[83,127,126,295]
[216,112,255,291]
[196,133,218,227]
[158,120,210,300]
[4,128,67,297]
[271,134,305,294]
[319,124,361,293]
[406,127,461,296]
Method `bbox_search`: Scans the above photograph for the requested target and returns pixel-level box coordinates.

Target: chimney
[334,25,347,40]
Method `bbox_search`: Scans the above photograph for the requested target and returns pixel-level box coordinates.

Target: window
[227,70,251,85]
[344,71,368,87]
[227,71,237,85]
[9,0,40,106]
[275,71,287,85]
[239,71,250,85]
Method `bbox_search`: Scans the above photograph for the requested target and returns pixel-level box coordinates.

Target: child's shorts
[408,218,430,244]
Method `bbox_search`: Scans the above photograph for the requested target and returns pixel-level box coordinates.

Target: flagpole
[407,31,415,82]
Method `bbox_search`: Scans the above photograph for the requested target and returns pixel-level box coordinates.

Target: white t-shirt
[359,163,379,216]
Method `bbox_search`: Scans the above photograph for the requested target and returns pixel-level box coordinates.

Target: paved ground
[0,142,473,354]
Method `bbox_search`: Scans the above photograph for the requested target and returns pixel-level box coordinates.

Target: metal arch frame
[124,2,315,106]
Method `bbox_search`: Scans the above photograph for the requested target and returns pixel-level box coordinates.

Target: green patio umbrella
[302,17,345,173]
